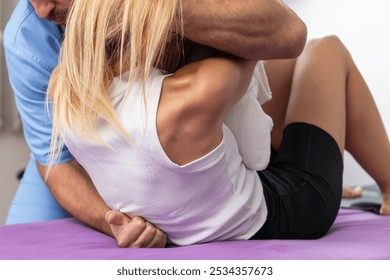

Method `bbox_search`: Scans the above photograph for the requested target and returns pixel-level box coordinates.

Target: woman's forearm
[181,0,307,60]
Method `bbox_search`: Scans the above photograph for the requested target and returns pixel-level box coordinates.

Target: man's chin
[47,8,68,26]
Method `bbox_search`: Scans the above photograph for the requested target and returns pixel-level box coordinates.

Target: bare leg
[342,185,363,198]
[285,36,348,151]
[264,57,363,199]
[264,36,390,214]
[262,58,296,150]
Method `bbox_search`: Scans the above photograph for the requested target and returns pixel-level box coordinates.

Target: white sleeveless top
[64,69,267,245]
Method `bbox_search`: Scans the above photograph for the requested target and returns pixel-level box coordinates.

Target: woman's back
[63,63,267,245]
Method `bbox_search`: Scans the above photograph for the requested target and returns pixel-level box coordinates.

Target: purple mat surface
[1,208,389,260]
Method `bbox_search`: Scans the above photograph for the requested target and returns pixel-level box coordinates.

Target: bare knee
[303,35,351,66]
[306,35,346,51]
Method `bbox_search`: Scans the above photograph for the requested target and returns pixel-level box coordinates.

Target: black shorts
[251,122,343,239]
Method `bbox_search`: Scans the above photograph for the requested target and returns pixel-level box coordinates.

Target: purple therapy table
[1,208,389,260]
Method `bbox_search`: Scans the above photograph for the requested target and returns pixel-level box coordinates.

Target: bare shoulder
[156,58,235,166]
[159,57,247,130]
[156,57,255,165]
[165,56,254,112]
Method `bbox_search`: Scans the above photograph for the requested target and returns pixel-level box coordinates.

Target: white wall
[1,0,20,131]
[286,0,390,186]
[0,0,27,224]
[0,1,3,129]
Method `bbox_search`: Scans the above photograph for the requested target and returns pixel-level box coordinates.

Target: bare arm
[44,67,168,247]
[37,160,112,234]
[43,69,112,235]
[38,160,167,247]
[157,55,257,166]
[181,0,307,60]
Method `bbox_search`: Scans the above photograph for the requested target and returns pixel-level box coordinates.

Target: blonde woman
[7,0,304,247]
[48,0,390,246]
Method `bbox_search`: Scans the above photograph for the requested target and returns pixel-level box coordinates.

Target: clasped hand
[106,211,167,248]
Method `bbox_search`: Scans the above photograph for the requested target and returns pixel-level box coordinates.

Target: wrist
[95,209,114,237]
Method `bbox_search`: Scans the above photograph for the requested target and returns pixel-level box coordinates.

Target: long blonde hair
[47,0,182,175]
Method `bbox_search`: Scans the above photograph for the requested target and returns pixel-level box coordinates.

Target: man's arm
[37,161,168,247]
[4,19,113,235]
[37,160,112,234]
[31,0,306,60]
[180,0,307,60]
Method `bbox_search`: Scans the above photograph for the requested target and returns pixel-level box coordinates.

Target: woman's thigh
[284,36,351,152]
[263,58,296,150]
[264,36,350,153]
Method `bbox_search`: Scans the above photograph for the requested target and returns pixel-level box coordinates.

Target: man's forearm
[180,0,307,60]
[37,160,112,236]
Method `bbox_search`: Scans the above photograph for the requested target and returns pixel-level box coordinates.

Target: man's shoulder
[3,0,63,68]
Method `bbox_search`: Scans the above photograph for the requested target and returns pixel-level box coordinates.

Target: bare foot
[342,185,363,199]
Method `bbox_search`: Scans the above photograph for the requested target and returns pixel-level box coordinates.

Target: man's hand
[106,211,167,248]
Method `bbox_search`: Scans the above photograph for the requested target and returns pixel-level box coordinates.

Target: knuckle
[161,235,168,247]
[130,241,142,248]
[146,223,157,235]
[132,217,146,229]
[117,239,128,248]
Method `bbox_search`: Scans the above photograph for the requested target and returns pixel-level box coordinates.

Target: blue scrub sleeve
[3,43,74,166]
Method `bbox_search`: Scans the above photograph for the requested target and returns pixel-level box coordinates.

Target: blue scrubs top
[3,0,72,223]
